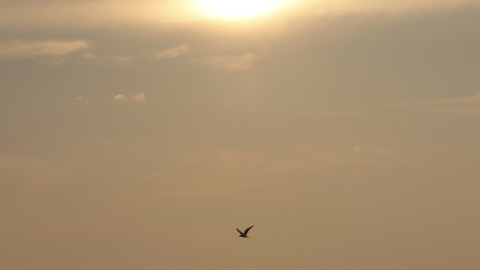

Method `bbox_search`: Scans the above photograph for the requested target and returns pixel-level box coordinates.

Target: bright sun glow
[196,0,289,20]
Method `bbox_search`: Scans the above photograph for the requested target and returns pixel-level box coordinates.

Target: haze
[1,1,480,269]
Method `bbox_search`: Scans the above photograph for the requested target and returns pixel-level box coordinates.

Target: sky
[2,0,480,269]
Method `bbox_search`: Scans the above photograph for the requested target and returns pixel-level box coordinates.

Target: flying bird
[236,225,254,238]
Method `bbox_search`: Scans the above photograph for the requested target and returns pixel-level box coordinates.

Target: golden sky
[2,1,480,269]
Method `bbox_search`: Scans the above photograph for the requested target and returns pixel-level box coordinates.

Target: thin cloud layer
[180,147,378,181]
[114,93,146,103]
[0,40,89,58]
[81,51,131,62]
[155,44,190,60]
[1,0,476,30]
[0,154,63,193]
[207,49,271,70]
[1,3,480,269]
[298,0,476,16]
[422,92,480,115]
[0,1,197,28]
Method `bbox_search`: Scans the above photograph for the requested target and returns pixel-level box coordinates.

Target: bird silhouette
[236,225,254,238]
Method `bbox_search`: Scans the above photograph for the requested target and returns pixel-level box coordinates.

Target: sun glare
[195,0,289,20]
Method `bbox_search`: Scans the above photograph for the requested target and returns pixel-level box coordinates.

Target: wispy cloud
[299,0,475,17]
[114,94,127,102]
[155,44,190,60]
[207,48,271,70]
[353,146,398,164]
[0,1,203,30]
[421,92,480,115]
[0,154,63,193]
[79,51,132,64]
[114,93,146,103]
[133,93,146,103]
[180,148,348,180]
[81,51,96,59]
[0,40,89,58]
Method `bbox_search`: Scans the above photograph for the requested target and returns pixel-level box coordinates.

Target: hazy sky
[2,1,480,269]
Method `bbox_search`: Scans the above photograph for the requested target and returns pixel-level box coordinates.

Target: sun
[195,0,289,20]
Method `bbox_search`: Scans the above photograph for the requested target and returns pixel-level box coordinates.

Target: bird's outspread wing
[244,225,254,235]
[236,228,243,235]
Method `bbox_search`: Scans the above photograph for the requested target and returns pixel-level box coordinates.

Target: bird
[236,225,254,238]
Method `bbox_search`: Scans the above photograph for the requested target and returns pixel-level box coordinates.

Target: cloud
[114,94,127,102]
[421,92,480,115]
[297,0,475,17]
[180,148,347,181]
[207,48,271,70]
[208,53,256,70]
[114,93,146,103]
[133,93,146,103]
[101,55,131,62]
[0,40,89,58]
[0,154,63,194]
[72,96,92,105]
[353,146,397,163]
[81,51,95,59]
[155,44,190,60]
[0,0,476,33]
[430,92,480,105]
[80,51,132,63]
[0,1,205,30]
